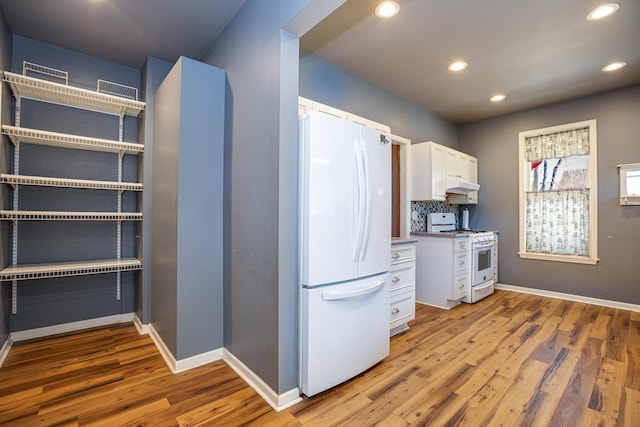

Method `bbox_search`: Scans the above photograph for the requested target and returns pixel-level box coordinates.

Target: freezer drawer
[300,274,390,397]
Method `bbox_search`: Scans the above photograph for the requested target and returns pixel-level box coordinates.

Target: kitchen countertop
[411,231,498,238]
[391,237,418,245]
[411,231,471,238]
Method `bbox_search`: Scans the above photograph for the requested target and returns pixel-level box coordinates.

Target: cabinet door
[431,144,446,200]
[458,153,470,181]
[467,157,478,203]
[409,142,445,201]
[445,149,458,178]
[452,274,468,300]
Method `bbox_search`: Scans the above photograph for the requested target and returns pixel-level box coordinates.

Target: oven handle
[473,241,495,249]
[474,280,494,291]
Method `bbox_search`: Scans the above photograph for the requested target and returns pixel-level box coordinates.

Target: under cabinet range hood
[445,177,480,194]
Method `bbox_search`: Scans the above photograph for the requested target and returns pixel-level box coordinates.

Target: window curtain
[525,127,589,162]
[525,190,590,256]
[524,127,590,257]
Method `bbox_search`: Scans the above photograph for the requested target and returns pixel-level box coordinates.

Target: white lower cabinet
[415,235,469,309]
[389,243,416,335]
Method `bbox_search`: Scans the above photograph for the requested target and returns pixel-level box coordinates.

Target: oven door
[473,242,494,286]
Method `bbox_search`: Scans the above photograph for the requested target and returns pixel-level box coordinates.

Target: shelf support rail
[116,112,124,301]
[11,96,21,314]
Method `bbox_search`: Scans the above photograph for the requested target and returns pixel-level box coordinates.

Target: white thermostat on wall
[618,163,640,205]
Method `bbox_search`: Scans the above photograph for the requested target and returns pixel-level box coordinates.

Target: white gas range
[425,212,496,304]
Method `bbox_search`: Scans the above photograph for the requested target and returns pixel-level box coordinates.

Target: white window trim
[518,119,599,264]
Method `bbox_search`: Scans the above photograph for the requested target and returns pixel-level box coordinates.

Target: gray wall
[138,57,173,325]
[6,36,141,331]
[460,85,640,304]
[201,0,336,394]
[150,57,225,360]
[0,4,13,347]
[299,53,458,147]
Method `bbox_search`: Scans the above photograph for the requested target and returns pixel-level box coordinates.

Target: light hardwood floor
[1,289,639,426]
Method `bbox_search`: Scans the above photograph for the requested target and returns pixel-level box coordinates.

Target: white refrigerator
[299,110,391,397]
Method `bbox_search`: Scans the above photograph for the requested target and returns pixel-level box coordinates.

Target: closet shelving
[1,62,145,314]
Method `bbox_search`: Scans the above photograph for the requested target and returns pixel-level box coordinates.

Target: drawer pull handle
[391,307,400,314]
[391,276,400,282]
[392,252,400,259]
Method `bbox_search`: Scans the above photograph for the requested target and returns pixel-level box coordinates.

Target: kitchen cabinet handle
[392,252,400,259]
[391,276,400,282]
[391,307,400,314]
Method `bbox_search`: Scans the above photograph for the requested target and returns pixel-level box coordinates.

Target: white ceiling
[0,0,638,124]
[302,0,640,123]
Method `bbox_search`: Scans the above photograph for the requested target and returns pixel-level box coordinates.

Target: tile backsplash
[411,201,459,232]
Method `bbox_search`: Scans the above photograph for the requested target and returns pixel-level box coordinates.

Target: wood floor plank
[604,310,630,361]
[548,371,596,427]
[1,289,638,426]
[83,397,171,427]
[590,313,613,340]
[581,408,617,427]
[483,359,550,426]
[588,358,626,419]
[625,346,640,391]
[450,373,513,426]
[619,387,640,427]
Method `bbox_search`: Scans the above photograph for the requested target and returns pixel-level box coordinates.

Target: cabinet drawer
[454,238,468,252]
[390,291,415,327]
[391,245,415,264]
[454,252,468,274]
[452,274,468,300]
[389,263,414,292]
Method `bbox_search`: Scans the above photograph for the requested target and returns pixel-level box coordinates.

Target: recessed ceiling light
[490,94,506,102]
[375,1,400,18]
[448,61,468,72]
[602,61,626,72]
[587,3,620,20]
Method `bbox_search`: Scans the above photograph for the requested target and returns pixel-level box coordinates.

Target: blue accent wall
[0,4,13,349]
[150,57,225,359]
[138,57,173,325]
[201,0,317,394]
[6,36,142,331]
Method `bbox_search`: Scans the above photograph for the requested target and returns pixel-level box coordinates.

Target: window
[518,119,598,264]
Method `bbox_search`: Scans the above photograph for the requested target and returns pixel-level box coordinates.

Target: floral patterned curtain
[524,127,591,257]
[525,127,590,162]
[525,190,590,256]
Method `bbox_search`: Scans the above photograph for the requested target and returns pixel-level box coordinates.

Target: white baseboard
[133,314,150,335]
[223,348,302,412]
[147,323,223,374]
[10,313,136,342]
[0,334,13,368]
[495,283,640,312]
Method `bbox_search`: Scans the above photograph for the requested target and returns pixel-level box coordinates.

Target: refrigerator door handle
[359,136,371,261]
[321,279,386,301]
[353,139,366,262]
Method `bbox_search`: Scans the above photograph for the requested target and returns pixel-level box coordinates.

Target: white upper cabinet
[411,141,479,204]
[448,154,478,204]
[410,141,446,201]
[445,149,469,181]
